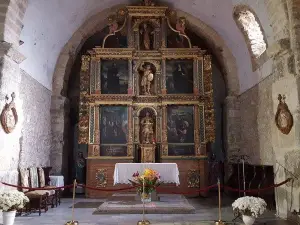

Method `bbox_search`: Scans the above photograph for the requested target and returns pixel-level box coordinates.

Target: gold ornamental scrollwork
[96,169,108,187]
[187,170,200,188]
[203,55,215,142]
[81,55,91,72]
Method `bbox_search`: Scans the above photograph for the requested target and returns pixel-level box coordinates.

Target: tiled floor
[4,195,294,225]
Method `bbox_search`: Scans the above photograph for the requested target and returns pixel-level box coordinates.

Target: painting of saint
[101,60,128,94]
[100,106,128,144]
[167,106,194,143]
[166,60,193,94]
[140,22,154,50]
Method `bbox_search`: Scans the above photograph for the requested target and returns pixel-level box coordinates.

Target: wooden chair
[19,168,48,216]
[37,167,59,207]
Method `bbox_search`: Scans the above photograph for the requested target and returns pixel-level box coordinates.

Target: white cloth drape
[113,163,180,186]
[49,176,64,189]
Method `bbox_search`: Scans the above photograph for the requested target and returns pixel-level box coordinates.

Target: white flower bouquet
[0,190,29,212]
[232,196,267,218]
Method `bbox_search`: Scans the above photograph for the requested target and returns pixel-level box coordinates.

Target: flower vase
[3,210,16,225]
[141,193,151,203]
[242,215,255,225]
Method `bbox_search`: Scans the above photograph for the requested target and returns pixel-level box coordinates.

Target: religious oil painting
[100,106,128,144]
[167,105,194,143]
[166,60,194,94]
[101,60,128,94]
[103,16,128,48]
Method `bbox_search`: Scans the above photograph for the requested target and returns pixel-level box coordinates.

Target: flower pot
[242,215,255,225]
[3,210,16,225]
[141,193,151,203]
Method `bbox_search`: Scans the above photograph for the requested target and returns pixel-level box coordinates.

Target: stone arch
[52,7,239,97]
[233,5,268,71]
[50,5,241,174]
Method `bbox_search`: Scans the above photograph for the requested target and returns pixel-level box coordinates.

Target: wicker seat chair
[37,167,60,207]
[19,168,49,216]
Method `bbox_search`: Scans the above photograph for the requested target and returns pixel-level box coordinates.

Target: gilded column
[161,105,168,156]
[161,59,166,95]
[155,29,160,50]
[203,55,215,142]
[78,55,90,145]
[89,59,97,94]
[94,106,100,145]
[198,56,204,95]
[127,105,134,157]
[127,15,133,48]
[89,106,95,144]
[161,17,167,48]
[193,58,199,95]
[95,60,101,94]
[194,105,201,156]
[128,59,133,95]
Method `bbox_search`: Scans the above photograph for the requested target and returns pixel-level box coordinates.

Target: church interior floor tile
[6,196,295,225]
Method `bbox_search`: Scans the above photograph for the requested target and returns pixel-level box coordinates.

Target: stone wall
[239,72,277,165]
[19,70,52,168]
[239,40,300,219]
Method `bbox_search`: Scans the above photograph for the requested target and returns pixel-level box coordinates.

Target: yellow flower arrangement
[130,168,161,196]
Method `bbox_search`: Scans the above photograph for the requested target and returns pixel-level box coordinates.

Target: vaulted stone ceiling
[19,0,273,93]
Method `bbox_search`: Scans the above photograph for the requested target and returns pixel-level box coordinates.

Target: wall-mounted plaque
[275,94,293,135]
[0,93,18,134]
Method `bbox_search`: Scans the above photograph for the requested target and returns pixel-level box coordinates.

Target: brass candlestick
[215,179,225,225]
[137,177,150,225]
[65,179,79,225]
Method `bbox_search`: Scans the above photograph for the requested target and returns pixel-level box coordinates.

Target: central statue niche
[138,62,156,95]
[139,22,154,50]
[139,108,156,143]
[139,107,156,162]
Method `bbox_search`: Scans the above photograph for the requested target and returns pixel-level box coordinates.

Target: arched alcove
[233,5,268,70]
[50,6,240,187]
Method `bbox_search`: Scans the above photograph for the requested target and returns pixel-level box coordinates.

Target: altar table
[113,163,180,186]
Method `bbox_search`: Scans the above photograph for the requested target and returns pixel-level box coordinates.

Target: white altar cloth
[113,163,180,186]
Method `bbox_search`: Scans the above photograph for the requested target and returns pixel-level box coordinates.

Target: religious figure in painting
[172,63,192,93]
[167,106,194,144]
[140,62,154,95]
[107,62,120,94]
[140,23,154,50]
[141,112,154,144]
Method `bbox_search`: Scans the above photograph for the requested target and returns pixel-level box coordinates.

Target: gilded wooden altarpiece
[79,0,215,163]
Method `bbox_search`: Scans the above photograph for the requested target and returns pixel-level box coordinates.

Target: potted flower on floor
[0,190,29,225]
[129,168,160,203]
[232,196,267,225]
